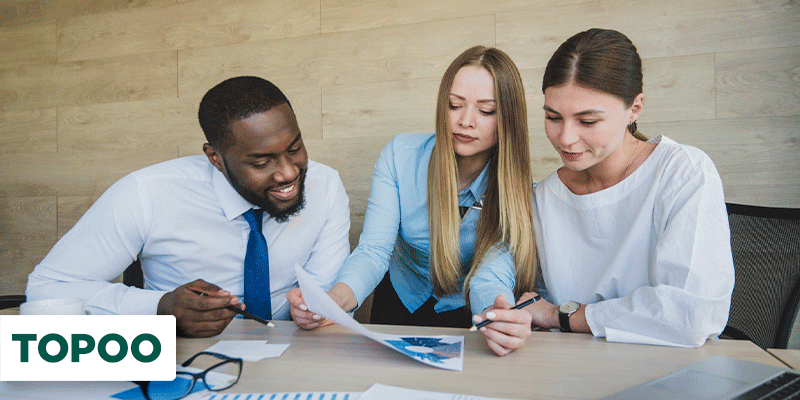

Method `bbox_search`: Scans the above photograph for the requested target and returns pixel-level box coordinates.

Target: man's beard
[222,158,307,223]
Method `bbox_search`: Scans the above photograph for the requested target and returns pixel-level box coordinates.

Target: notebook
[600,356,799,400]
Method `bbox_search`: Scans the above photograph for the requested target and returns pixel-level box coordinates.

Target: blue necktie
[242,209,272,319]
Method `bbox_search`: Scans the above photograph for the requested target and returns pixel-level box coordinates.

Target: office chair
[721,203,800,349]
[123,259,144,289]
[0,294,26,310]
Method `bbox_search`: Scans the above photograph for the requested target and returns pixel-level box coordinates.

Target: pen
[469,294,542,332]
[191,289,275,328]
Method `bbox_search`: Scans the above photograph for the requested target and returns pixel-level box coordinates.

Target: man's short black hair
[198,76,292,151]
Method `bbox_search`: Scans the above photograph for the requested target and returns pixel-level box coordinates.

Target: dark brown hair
[542,28,646,139]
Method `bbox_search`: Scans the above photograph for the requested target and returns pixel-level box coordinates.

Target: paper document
[360,383,522,400]
[205,340,290,362]
[0,381,138,400]
[294,264,464,371]
[186,391,361,399]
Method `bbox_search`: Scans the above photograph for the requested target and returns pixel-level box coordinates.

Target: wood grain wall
[1,0,798,295]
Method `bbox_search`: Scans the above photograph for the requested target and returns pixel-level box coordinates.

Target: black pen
[191,289,275,328]
[470,294,542,332]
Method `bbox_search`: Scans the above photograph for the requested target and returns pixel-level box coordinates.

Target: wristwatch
[558,301,580,332]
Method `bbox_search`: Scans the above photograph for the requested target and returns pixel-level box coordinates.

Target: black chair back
[722,203,800,349]
[0,294,26,310]
[123,259,144,289]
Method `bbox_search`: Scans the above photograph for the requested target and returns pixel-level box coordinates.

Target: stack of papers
[185,384,523,400]
[204,340,290,362]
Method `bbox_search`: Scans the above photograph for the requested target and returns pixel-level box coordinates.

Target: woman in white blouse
[469,28,735,350]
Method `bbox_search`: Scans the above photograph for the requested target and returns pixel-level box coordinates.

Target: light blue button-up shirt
[337,133,513,314]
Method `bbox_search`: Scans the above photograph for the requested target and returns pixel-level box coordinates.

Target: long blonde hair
[427,46,537,305]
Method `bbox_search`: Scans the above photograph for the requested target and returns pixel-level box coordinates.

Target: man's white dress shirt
[26,156,351,320]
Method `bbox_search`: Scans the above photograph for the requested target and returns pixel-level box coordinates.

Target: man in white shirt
[26,76,351,337]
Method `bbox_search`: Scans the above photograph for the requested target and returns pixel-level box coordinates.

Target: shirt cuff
[335,274,370,309]
[87,288,168,315]
[584,302,603,337]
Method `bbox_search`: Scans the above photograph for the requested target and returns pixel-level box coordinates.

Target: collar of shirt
[457,161,490,208]
[212,165,258,221]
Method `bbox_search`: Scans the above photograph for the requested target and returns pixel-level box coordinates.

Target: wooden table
[177,319,784,400]
[767,349,800,369]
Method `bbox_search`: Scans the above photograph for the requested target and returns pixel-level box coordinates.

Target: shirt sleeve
[585,156,735,347]
[300,169,351,291]
[335,140,402,306]
[468,246,516,313]
[25,174,167,315]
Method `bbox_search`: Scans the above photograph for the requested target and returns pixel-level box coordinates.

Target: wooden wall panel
[0,0,45,27]
[57,0,320,62]
[322,77,440,140]
[641,116,800,207]
[0,0,798,296]
[179,16,495,95]
[0,239,55,293]
[0,62,57,111]
[716,46,800,119]
[0,108,56,153]
[319,0,587,34]
[0,52,176,111]
[177,137,207,157]
[0,149,177,197]
[305,135,393,246]
[0,20,55,66]
[57,51,177,107]
[496,0,800,69]
[0,196,56,241]
[58,98,195,151]
[0,0,175,27]
[642,54,716,122]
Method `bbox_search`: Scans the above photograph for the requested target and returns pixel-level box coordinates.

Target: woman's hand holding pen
[157,279,244,338]
[472,293,536,357]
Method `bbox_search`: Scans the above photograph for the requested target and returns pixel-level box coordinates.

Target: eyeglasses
[135,351,243,400]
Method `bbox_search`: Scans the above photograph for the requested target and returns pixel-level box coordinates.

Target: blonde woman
[288,46,537,344]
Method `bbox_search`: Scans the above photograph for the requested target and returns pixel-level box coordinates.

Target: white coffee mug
[19,298,85,315]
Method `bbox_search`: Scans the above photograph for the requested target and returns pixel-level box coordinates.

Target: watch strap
[559,309,573,332]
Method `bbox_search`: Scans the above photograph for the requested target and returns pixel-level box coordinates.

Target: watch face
[559,301,580,314]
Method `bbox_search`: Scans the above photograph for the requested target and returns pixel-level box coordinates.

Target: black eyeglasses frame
[134,351,243,400]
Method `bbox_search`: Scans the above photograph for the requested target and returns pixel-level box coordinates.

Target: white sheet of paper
[360,383,522,400]
[204,341,290,362]
[186,391,361,399]
[294,263,464,371]
[0,381,136,399]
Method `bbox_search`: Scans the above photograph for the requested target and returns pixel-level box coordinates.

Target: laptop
[601,356,799,399]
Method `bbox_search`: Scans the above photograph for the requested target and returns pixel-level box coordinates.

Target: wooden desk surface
[178,320,783,400]
[767,349,800,369]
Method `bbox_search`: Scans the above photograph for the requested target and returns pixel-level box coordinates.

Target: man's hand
[287,282,358,330]
[157,279,244,337]
[472,294,533,356]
